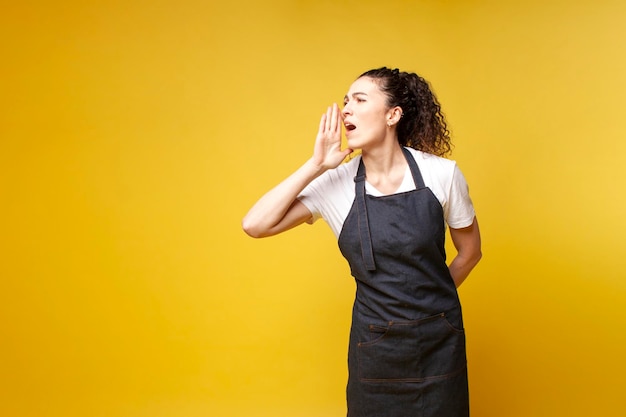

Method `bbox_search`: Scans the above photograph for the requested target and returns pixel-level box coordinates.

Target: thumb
[341,148,354,159]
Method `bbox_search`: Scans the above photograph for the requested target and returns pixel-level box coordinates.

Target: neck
[361,142,406,176]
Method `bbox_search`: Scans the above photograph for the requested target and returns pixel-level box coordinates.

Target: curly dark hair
[359,67,452,157]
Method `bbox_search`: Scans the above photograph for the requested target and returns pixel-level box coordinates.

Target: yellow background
[2,0,625,416]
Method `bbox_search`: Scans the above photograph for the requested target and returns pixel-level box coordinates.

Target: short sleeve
[297,176,325,224]
[444,164,476,229]
[296,158,359,237]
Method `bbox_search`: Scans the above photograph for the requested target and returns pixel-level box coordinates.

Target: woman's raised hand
[312,103,353,170]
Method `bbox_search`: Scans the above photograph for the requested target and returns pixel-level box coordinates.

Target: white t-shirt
[297,147,476,238]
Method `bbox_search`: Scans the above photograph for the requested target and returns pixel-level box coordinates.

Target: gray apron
[338,148,469,417]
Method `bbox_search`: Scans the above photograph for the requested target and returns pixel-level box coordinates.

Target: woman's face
[342,76,392,150]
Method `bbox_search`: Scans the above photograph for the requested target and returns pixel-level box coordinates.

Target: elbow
[460,248,482,270]
[241,217,268,239]
[471,249,483,269]
[242,219,261,238]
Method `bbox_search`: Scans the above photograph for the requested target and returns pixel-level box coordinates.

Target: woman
[243,67,482,417]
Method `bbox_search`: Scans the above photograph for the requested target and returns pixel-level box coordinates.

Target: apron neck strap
[402,147,426,189]
[354,159,376,271]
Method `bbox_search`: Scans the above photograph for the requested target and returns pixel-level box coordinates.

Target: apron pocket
[358,312,466,382]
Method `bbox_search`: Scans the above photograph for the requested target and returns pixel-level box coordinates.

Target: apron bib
[338,147,469,417]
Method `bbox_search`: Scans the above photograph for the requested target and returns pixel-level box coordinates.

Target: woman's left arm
[448,217,482,288]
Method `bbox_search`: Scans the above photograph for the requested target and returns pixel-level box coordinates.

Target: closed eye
[343,92,368,106]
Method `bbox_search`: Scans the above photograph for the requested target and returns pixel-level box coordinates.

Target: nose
[342,102,352,117]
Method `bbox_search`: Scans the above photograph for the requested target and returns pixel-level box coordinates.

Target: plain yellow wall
[2,1,625,416]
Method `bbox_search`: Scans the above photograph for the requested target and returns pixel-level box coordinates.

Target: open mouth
[344,122,356,132]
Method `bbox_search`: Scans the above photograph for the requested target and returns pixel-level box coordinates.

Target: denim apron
[338,148,469,417]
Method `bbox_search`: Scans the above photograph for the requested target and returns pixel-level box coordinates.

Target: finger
[318,112,327,134]
[325,106,332,131]
[330,103,338,133]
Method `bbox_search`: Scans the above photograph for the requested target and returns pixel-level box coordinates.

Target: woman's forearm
[448,217,482,288]
[449,251,482,288]
[242,158,325,238]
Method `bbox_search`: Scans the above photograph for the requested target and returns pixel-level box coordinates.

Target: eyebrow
[343,92,368,101]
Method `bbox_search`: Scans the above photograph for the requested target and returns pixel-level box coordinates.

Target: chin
[346,136,365,150]
[346,131,385,151]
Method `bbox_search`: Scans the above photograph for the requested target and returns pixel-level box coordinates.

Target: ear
[386,106,403,127]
